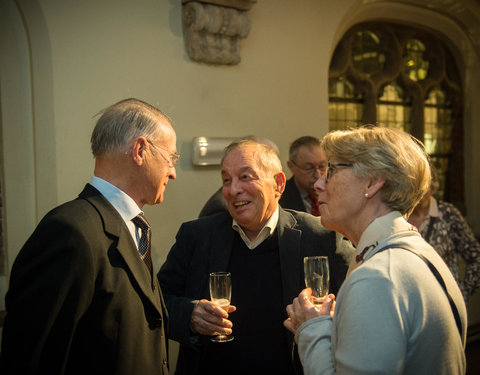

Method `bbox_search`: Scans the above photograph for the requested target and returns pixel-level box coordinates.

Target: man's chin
[230,212,253,227]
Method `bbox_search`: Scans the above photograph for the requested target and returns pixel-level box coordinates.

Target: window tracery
[329,23,463,210]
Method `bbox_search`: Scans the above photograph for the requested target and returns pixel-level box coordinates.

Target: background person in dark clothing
[280,136,327,215]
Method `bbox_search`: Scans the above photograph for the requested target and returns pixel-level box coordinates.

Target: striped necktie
[132,213,152,272]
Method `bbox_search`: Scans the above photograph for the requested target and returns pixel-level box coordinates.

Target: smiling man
[157,139,349,375]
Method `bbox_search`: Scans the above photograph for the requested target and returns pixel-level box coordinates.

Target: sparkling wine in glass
[303,256,329,306]
[209,271,234,342]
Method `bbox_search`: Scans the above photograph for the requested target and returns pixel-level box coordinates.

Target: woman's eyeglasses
[326,162,353,183]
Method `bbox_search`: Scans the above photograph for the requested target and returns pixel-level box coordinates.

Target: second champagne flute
[209,271,234,342]
[303,256,329,306]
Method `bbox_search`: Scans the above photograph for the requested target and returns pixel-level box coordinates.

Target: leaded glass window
[377,82,412,132]
[404,39,429,82]
[328,22,464,210]
[328,77,364,130]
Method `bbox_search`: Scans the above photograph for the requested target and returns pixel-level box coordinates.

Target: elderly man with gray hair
[158,138,349,375]
[1,98,177,375]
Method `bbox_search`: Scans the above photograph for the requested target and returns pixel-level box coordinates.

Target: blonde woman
[285,126,466,375]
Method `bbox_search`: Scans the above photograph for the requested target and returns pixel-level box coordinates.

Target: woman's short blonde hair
[321,126,431,217]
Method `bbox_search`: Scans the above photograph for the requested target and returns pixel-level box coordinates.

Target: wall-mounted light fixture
[191,136,239,166]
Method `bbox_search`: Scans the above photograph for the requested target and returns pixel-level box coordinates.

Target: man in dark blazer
[279,136,327,215]
[158,139,349,375]
[0,99,177,375]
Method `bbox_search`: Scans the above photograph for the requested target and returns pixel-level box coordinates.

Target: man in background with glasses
[280,136,327,216]
[0,98,176,375]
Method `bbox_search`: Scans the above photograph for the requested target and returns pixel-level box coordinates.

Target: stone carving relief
[181,0,257,65]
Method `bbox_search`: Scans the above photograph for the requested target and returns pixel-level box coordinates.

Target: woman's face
[314,161,368,237]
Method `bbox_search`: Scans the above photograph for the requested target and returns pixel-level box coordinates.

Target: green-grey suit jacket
[0,184,169,375]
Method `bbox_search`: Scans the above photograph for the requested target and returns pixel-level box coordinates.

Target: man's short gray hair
[222,139,282,176]
[91,98,171,157]
[289,136,321,162]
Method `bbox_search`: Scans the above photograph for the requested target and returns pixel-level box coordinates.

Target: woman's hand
[283,289,335,334]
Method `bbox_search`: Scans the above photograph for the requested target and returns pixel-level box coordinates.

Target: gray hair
[222,139,282,176]
[289,136,321,162]
[91,98,171,157]
[241,135,280,156]
[321,126,431,217]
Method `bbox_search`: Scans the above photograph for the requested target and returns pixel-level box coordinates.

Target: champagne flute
[303,256,329,306]
[209,271,234,342]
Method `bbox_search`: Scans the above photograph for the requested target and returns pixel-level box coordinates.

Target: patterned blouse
[419,197,480,301]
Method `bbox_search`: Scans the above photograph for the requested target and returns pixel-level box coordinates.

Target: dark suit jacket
[0,184,169,375]
[279,177,307,212]
[157,208,348,375]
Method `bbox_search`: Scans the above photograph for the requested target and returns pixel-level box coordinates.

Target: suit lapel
[277,208,304,307]
[279,178,306,212]
[208,215,234,272]
[79,184,164,315]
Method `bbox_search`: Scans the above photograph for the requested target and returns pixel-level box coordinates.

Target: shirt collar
[428,196,440,218]
[232,206,279,250]
[356,211,415,254]
[90,176,142,222]
[346,211,418,276]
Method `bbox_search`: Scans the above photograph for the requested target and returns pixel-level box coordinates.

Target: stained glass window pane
[352,31,385,74]
[328,76,363,130]
[404,39,429,81]
[377,83,411,132]
[424,87,453,199]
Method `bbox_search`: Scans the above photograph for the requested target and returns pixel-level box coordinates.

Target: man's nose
[169,166,177,179]
[313,167,326,179]
[230,178,242,194]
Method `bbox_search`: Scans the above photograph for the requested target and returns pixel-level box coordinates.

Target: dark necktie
[132,214,152,272]
[309,193,321,216]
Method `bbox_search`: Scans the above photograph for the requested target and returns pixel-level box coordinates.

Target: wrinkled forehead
[222,145,261,172]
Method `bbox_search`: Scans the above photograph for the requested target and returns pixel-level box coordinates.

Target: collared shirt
[418,196,440,232]
[346,211,417,276]
[89,176,143,247]
[232,206,279,250]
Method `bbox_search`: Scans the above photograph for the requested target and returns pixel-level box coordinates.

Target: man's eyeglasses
[326,162,353,183]
[147,140,180,168]
[290,161,327,175]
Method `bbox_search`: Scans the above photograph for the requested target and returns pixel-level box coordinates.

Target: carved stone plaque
[181,0,257,65]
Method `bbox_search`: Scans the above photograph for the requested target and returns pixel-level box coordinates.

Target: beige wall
[4,0,479,277]
[4,0,359,271]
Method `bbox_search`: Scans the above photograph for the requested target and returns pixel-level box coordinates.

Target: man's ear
[274,172,286,196]
[131,136,148,165]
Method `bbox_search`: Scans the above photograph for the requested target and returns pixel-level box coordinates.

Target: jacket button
[162,359,167,365]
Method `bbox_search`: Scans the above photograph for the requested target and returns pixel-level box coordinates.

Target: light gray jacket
[296,212,466,375]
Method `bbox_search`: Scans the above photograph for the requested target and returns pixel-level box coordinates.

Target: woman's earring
[364,193,369,198]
